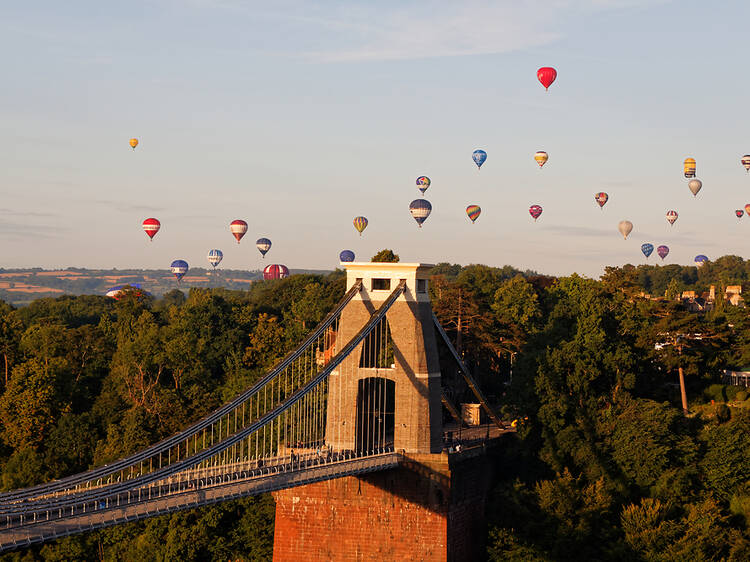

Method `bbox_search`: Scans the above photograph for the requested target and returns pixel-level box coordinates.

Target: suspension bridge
[0,262,510,558]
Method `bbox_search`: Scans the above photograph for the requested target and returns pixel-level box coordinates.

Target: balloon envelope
[641,243,654,258]
[537,67,557,90]
[666,210,678,226]
[142,218,160,240]
[618,220,633,239]
[736,209,744,219]
[207,249,223,268]
[595,192,609,208]
[534,151,548,168]
[657,245,669,260]
[129,138,138,150]
[409,199,432,227]
[529,205,543,221]
[742,155,750,172]
[353,216,368,235]
[256,238,272,257]
[170,260,189,281]
[694,255,709,267]
[416,176,431,195]
[339,250,355,263]
[745,204,750,215]
[688,179,702,196]
[263,264,289,280]
[472,149,487,169]
[466,205,481,223]
[230,220,248,243]
[684,157,696,178]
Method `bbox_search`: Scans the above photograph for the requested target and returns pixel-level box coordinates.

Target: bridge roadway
[0,449,401,552]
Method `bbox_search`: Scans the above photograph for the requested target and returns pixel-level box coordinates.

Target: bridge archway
[355,377,395,454]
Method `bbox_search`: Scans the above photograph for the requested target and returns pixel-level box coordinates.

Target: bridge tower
[273,263,495,562]
[324,262,442,455]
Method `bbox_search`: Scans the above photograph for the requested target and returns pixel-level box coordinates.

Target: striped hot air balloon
[170,260,189,282]
[534,151,548,168]
[684,157,696,178]
[466,205,481,223]
[142,218,160,241]
[409,199,432,227]
[353,216,368,236]
[207,249,223,269]
[339,250,355,262]
[742,155,750,172]
[529,205,543,221]
[594,192,608,209]
[263,264,289,280]
[666,210,678,226]
[230,220,248,243]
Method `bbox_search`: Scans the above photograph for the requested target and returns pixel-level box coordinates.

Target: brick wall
[272,452,492,562]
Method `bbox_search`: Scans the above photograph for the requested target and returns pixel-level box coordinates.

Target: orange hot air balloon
[684,157,696,178]
[534,151,548,168]
[129,138,139,150]
[745,204,750,215]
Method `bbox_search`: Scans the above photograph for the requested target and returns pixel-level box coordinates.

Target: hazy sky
[2,1,750,277]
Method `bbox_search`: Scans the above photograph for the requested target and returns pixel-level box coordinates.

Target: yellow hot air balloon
[534,151,548,168]
[684,157,696,178]
[129,138,139,150]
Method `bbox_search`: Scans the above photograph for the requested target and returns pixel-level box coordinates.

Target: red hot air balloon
[736,209,745,219]
[594,192,609,209]
[529,205,543,221]
[263,264,289,280]
[142,218,160,241]
[537,67,557,90]
[230,219,248,244]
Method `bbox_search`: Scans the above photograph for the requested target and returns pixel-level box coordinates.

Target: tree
[0,301,22,387]
[371,249,399,262]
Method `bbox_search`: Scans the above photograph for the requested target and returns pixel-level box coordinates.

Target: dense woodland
[0,255,749,560]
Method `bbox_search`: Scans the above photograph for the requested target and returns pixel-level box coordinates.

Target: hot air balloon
[741,155,750,172]
[129,138,139,150]
[688,179,702,197]
[657,245,669,260]
[207,249,223,269]
[472,150,487,170]
[230,220,248,243]
[263,264,289,280]
[641,243,654,259]
[684,158,696,178]
[618,220,633,239]
[466,205,481,223]
[537,67,557,90]
[339,250,355,263]
[170,260,188,282]
[105,284,146,299]
[353,216,368,236]
[745,204,750,216]
[666,210,678,226]
[256,238,272,258]
[534,151,548,168]
[416,176,431,195]
[409,199,432,227]
[594,192,609,209]
[736,209,744,219]
[694,255,709,267]
[529,205,543,221]
[142,218,160,241]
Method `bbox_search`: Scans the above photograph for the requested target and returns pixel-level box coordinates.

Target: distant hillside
[0,267,333,305]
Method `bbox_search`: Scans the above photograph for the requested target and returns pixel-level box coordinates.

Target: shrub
[735,390,748,402]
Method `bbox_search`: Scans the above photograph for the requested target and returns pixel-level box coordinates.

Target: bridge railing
[0,281,362,506]
[0,281,406,527]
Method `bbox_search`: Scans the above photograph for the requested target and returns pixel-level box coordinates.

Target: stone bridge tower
[325,262,443,454]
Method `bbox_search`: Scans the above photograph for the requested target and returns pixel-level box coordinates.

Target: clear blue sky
[2,1,749,277]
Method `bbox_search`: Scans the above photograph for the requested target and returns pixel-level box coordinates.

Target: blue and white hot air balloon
[170,260,189,282]
[409,199,432,228]
[694,255,709,267]
[256,238,272,258]
[339,250,355,263]
[472,149,487,170]
[641,243,654,259]
[207,249,223,269]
